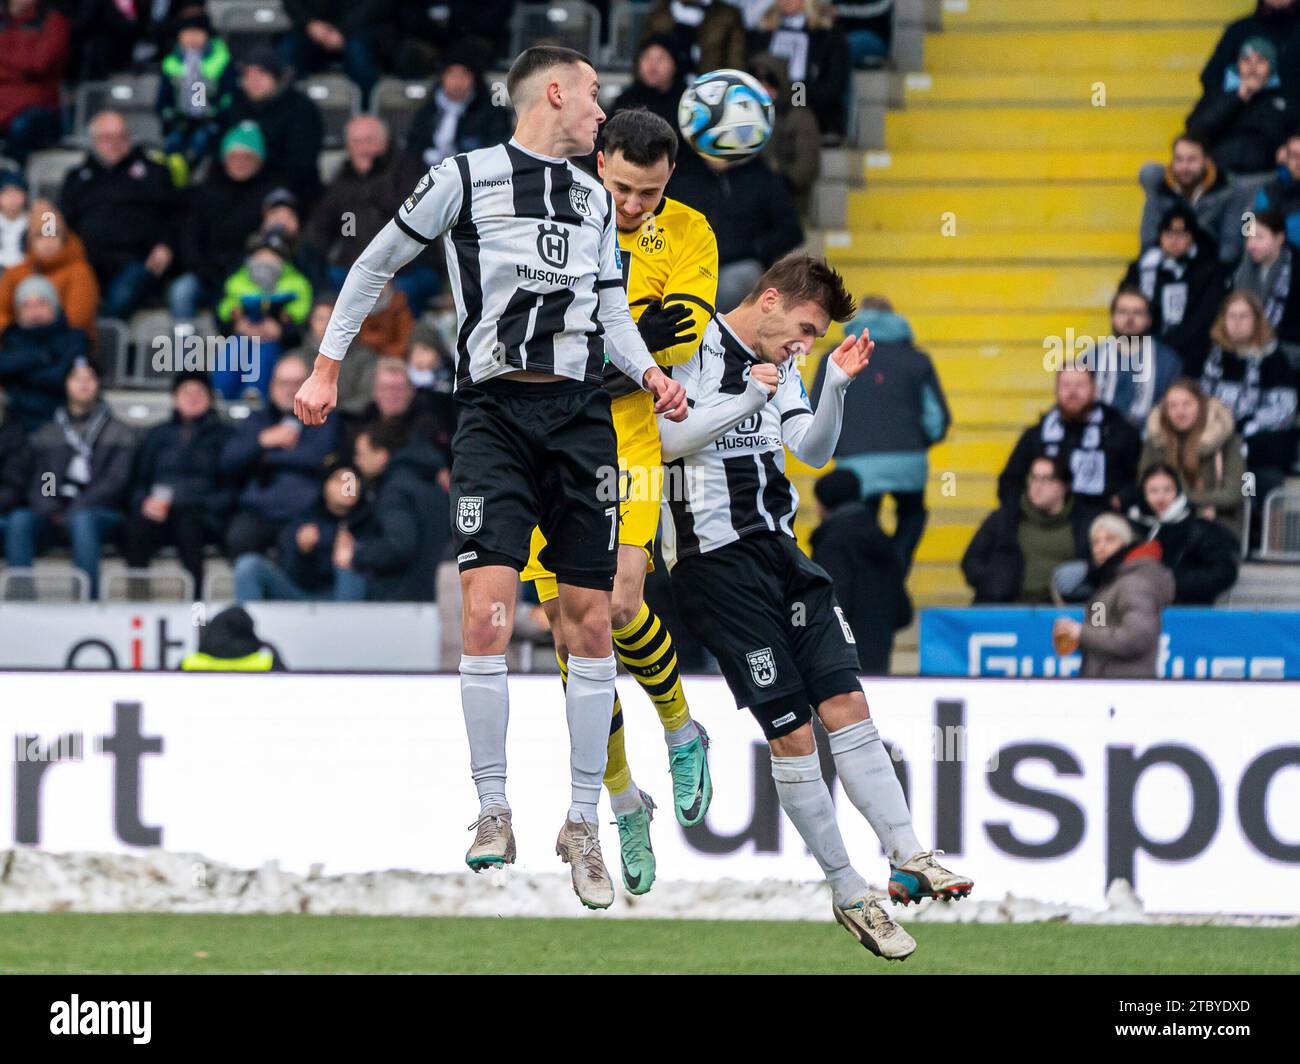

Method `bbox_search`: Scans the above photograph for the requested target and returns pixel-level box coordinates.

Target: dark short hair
[1110,284,1151,315]
[356,417,409,456]
[172,369,212,395]
[1254,208,1287,235]
[601,107,678,168]
[1172,132,1209,155]
[1140,461,1183,493]
[507,45,593,102]
[1028,453,1072,490]
[745,254,856,323]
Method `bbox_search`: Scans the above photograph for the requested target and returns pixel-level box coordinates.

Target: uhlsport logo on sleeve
[456,496,484,535]
[747,647,777,687]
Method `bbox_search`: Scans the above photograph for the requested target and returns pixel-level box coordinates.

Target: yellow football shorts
[522,389,663,604]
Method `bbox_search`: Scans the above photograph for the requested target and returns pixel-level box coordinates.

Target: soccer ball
[678,69,775,160]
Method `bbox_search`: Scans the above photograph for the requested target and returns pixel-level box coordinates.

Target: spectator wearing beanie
[171,121,281,319]
[0,273,89,432]
[809,467,911,674]
[1053,514,1174,680]
[259,186,329,293]
[0,169,28,270]
[0,201,98,342]
[59,110,184,321]
[5,360,135,599]
[180,605,286,671]
[226,45,325,207]
[122,372,235,599]
[1201,0,1300,106]
[963,455,1095,605]
[1121,202,1228,374]
[1186,36,1291,178]
[157,6,238,176]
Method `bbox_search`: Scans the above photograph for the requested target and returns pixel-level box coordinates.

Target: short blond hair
[1089,512,1134,546]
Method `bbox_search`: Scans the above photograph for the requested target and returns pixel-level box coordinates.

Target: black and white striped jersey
[660,317,818,568]
[318,138,656,390]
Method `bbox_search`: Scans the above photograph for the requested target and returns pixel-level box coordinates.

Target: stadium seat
[318,147,345,184]
[301,75,361,149]
[104,387,174,428]
[371,79,431,151]
[510,3,601,63]
[71,76,162,147]
[210,0,291,61]
[1258,485,1300,562]
[25,148,85,201]
[604,0,653,69]
[127,309,183,390]
[0,566,89,603]
[201,560,236,602]
[95,318,131,389]
[101,564,196,603]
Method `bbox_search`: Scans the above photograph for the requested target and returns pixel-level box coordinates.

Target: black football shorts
[450,377,619,591]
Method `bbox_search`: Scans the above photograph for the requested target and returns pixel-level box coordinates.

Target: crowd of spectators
[0,0,888,604]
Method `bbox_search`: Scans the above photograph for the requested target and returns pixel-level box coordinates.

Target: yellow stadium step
[947,392,1055,427]
[908,310,1111,343]
[923,28,1220,73]
[863,148,1152,184]
[926,473,998,512]
[884,106,1185,151]
[935,352,1058,394]
[915,524,980,564]
[908,563,972,606]
[837,264,1122,312]
[930,430,1019,474]
[902,71,1200,107]
[848,184,1141,231]
[942,0,1242,27]
[826,230,1137,264]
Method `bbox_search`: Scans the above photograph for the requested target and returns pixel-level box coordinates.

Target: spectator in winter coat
[1121,203,1229,374]
[278,0,386,107]
[641,0,748,75]
[1198,289,1299,508]
[121,372,234,599]
[748,0,851,140]
[0,202,99,342]
[1138,134,1238,265]
[156,7,237,173]
[1253,129,1300,246]
[59,110,184,320]
[1095,286,1183,431]
[343,355,455,472]
[831,0,893,67]
[0,274,89,432]
[220,355,341,557]
[1201,0,1300,104]
[1233,208,1300,368]
[812,298,948,575]
[608,36,689,134]
[0,168,28,270]
[390,0,512,78]
[809,468,911,674]
[1186,36,1292,178]
[1127,463,1240,605]
[998,368,1142,511]
[1052,514,1175,680]
[257,186,328,293]
[179,604,286,671]
[4,361,136,599]
[669,153,802,312]
[232,462,367,601]
[963,455,1095,605]
[170,121,281,318]
[1141,380,1248,540]
[226,46,325,207]
[0,0,69,164]
[751,52,821,214]
[401,49,513,171]
[347,418,448,602]
[0,408,29,545]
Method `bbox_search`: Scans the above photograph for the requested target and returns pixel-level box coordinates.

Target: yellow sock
[612,602,691,734]
[604,694,634,796]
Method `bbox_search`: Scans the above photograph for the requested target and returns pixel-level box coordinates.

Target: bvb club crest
[747,647,777,688]
[457,496,484,534]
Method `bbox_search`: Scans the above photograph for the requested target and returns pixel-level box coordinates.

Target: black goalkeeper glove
[636,301,698,353]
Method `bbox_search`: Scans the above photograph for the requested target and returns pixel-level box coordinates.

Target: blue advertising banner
[920,608,1300,679]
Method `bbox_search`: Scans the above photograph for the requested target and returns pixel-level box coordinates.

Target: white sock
[771,750,869,908]
[459,654,509,814]
[829,718,922,866]
[609,785,643,816]
[665,719,699,748]
[565,654,616,824]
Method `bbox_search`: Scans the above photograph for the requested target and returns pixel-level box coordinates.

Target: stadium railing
[0,567,90,603]
[1258,486,1300,562]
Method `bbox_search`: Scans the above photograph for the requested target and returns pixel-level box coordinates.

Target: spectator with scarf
[1095,285,1183,431]
[1232,208,1300,368]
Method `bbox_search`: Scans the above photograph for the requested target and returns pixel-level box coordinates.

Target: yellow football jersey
[603,196,719,398]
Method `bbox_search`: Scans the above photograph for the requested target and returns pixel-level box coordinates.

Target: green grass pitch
[1,914,1297,974]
